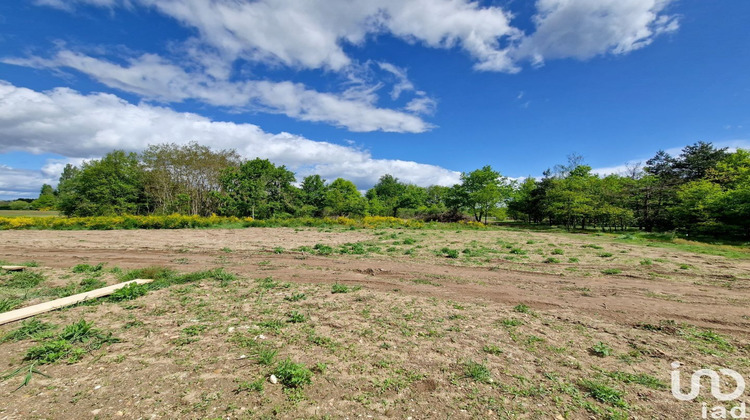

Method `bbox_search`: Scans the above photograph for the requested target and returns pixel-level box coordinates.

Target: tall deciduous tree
[57,151,147,216]
[454,166,512,224]
[217,158,296,218]
[326,178,366,217]
[141,142,240,216]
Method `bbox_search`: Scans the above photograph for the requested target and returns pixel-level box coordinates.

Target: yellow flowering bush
[0,214,249,230]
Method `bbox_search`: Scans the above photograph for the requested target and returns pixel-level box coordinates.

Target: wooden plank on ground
[0,279,153,326]
[1,266,27,272]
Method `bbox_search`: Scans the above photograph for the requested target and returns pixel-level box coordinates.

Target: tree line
[17,141,750,238]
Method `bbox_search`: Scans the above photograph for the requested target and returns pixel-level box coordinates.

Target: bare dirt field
[1,227,749,419]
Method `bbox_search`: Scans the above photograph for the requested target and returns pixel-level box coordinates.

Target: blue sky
[0,0,748,199]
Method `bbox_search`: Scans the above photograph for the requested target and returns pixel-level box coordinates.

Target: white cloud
[39,0,522,72]
[0,166,57,198]
[377,62,415,100]
[404,96,438,116]
[140,0,522,72]
[34,0,680,73]
[591,140,750,176]
[33,0,124,11]
[5,51,431,133]
[515,0,679,65]
[0,81,460,194]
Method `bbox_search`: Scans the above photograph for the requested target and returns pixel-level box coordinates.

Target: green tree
[299,175,327,217]
[31,184,57,210]
[217,158,296,218]
[366,174,407,217]
[57,151,147,216]
[141,142,240,216]
[455,166,512,224]
[325,178,366,217]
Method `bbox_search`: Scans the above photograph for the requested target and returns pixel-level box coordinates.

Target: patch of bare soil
[1,227,748,419]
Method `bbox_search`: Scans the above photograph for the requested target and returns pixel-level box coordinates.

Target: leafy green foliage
[3,272,45,289]
[590,342,613,357]
[273,359,313,388]
[286,311,306,323]
[235,378,264,394]
[109,282,149,302]
[331,283,350,294]
[72,263,104,273]
[513,304,531,314]
[284,293,307,302]
[464,360,491,382]
[24,340,75,364]
[1,319,56,342]
[579,380,628,408]
[439,247,459,258]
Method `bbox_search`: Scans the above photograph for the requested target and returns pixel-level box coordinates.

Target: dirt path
[2,228,749,334]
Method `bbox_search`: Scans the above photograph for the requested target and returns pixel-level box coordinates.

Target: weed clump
[274,359,313,388]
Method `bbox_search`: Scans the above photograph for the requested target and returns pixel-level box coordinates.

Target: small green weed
[579,380,628,408]
[109,282,149,302]
[464,360,491,382]
[72,263,104,273]
[274,359,313,388]
[235,378,264,393]
[287,311,306,323]
[284,293,307,302]
[513,304,531,314]
[482,344,503,355]
[590,342,613,357]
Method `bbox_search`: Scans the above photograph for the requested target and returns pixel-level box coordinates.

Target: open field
[0,210,60,218]
[1,227,749,419]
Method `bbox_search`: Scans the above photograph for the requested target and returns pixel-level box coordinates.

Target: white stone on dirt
[269,375,278,384]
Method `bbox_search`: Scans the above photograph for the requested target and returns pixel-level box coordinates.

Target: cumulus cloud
[140,0,522,72]
[37,0,521,72]
[0,166,57,198]
[0,81,460,194]
[5,51,431,133]
[49,0,678,72]
[17,0,681,138]
[515,0,679,65]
